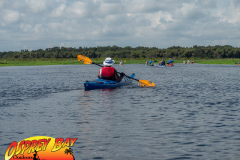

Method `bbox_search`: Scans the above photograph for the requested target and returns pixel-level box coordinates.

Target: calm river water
[0,64,240,160]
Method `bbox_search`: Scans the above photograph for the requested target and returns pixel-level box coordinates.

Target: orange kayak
[166,63,174,66]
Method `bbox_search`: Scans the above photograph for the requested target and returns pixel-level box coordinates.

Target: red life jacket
[100,67,115,80]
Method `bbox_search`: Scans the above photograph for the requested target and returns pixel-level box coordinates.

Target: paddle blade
[138,80,155,87]
[77,55,92,64]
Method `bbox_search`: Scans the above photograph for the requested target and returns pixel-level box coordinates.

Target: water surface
[1,64,240,160]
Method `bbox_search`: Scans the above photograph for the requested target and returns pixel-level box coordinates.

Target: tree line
[1,45,240,59]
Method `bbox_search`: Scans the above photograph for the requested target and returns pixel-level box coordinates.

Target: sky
[0,0,240,52]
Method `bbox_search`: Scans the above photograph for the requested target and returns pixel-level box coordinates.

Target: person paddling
[160,59,165,65]
[98,57,124,82]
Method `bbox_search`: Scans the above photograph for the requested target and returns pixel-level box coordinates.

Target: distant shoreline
[0,58,240,66]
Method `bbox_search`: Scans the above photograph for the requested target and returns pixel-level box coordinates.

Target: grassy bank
[192,59,240,65]
[0,58,240,66]
[0,58,80,66]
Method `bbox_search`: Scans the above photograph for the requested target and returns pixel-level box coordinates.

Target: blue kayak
[159,65,166,67]
[84,74,135,90]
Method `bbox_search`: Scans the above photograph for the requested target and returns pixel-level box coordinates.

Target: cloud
[175,3,209,20]
[0,0,240,52]
[50,4,66,17]
[2,10,21,24]
[0,0,7,7]
[231,0,240,7]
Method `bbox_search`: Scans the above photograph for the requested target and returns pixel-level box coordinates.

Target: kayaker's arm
[115,69,124,82]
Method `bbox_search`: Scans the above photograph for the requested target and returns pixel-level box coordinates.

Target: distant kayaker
[98,57,124,82]
[159,59,165,65]
[149,59,153,66]
[168,58,174,64]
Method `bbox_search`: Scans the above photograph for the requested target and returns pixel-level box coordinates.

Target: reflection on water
[100,89,116,108]
[1,64,240,159]
[78,90,93,107]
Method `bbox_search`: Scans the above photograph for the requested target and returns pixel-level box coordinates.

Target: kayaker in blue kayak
[149,59,153,66]
[159,59,165,65]
[98,57,125,82]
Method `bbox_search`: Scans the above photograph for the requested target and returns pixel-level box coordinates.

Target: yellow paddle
[77,55,155,87]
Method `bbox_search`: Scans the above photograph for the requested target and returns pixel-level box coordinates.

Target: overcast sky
[0,0,240,52]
